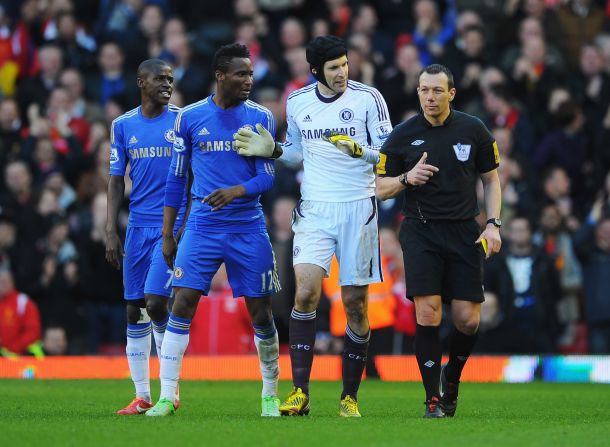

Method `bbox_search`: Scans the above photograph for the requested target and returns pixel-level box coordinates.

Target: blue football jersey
[165,95,276,233]
[110,105,187,227]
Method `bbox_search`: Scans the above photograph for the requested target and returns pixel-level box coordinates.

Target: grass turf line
[1,380,608,447]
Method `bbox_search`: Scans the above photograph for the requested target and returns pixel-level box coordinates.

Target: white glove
[234,123,275,157]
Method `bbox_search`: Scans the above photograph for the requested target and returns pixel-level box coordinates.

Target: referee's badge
[452,143,471,162]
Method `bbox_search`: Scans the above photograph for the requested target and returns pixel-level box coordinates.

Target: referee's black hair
[213,43,250,73]
[419,64,455,90]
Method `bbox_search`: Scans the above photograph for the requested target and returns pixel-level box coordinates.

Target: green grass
[1,380,608,447]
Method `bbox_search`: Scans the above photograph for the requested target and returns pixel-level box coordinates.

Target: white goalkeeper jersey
[281,81,392,202]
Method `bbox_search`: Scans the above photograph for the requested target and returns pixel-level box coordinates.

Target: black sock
[445,326,479,383]
[289,308,316,395]
[415,324,442,401]
[341,325,370,400]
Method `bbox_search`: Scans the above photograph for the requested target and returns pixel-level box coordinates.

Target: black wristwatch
[487,218,502,228]
[398,172,409,186]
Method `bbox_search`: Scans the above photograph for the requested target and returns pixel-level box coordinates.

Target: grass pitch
[1,380,608,447]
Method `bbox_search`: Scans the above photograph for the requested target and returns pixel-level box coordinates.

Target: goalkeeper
[233,35,394,418]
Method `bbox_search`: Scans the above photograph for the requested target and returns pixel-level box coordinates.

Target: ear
[136,78,143,88]
[448,87,456,103]
[215,70,224,82]
[311,68,317,75]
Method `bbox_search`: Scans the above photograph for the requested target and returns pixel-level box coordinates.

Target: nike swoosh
[136,404,150,413]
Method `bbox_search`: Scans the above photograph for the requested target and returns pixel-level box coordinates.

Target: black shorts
[399,218,485,302]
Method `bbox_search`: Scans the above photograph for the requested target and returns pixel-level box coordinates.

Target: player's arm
[476,130,502,259]
[105,120,127,270]
[163,115,192,268]
[375,127,438,200]
[175,166,193,243]
[233,102,304,166]
[324,87,392,164]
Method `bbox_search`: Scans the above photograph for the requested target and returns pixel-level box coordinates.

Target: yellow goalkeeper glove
[322,130,364,158]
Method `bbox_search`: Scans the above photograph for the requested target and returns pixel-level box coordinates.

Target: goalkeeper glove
[234,123,276,158]
[322,130,364,158]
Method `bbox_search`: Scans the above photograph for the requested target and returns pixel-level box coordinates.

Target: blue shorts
[172,229,281,297]
[123,226,174,300]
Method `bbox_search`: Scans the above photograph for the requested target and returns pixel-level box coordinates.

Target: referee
[376,64,502,418]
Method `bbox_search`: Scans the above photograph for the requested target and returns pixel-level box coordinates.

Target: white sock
[126,322,152,401]
[152,316,168,361]
[253,323,280,397]
[159,314,191,402]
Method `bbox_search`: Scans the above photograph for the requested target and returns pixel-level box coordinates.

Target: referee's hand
[406,152,439,185]
[476,227,502,259]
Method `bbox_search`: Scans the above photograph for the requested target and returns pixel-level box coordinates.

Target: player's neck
[317,82,340,98]
[140,101,166,119]
[213,93,241,110]
[423,108,451,127]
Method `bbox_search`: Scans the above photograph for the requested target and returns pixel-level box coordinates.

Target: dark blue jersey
[110,104,187,227]
[165,95,276,233]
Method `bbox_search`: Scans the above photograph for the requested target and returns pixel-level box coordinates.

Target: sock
[253,320,280,397]
[159,313,191,402]
[415,324,442,401]
[126,322,152,402]
[152,314,169,360]
[341,325,370,400]
[445,326,479,383]
[289,308,316,395]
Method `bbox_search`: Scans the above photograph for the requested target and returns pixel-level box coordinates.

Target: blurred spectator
[379,42,422,123]
[59,68,105,124]
[482,83,537,157]
[121,3,167,70]
[42,325,68,355]
[84,41,138,108]
[411,0,456,65]
[533,204,583,350]
[0,98,23,185]
[533,100,589,202]
[45,171,76,211]
[0,268,42,357]
[0,161,38,244]
[49,10,96,73]
[350,3,393,68]
[573,199,610,353]
[557,0,606,69]
[571,44,610,133]
[485,216,561,352]
[540,166,581,227]
[17,44,64,122]
[76,192,124,354]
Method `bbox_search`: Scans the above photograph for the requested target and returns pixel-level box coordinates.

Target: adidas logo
[198,127,210,136]
[129,136,138,144]
[303,114,312,122]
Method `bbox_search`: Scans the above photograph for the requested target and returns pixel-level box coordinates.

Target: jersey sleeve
[165,110,192,209]
[242,158,276,196]
[377,124,405,177]
[474,119,499,174]
[365,87,393,148]
[279,98,304,166]
[109,119,127,176]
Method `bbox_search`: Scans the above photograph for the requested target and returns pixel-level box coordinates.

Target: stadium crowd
[0,0,610,357]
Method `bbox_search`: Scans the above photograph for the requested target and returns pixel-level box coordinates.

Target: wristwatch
[487,218,502,228]
[398,172,409,186]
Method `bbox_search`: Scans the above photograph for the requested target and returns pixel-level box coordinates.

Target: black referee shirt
[378,109,499,221]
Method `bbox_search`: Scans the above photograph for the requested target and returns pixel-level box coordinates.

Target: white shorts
[292,197,382,286]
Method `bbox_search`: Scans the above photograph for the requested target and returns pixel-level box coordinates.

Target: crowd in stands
[1,0,610,357]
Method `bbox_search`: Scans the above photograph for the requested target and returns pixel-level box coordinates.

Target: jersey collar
[315,84,344,103]
[419,108,455,127]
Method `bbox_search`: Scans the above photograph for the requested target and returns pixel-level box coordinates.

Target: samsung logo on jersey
[302,127,356,140]
[199,140,236,152]
[129,146,173,159]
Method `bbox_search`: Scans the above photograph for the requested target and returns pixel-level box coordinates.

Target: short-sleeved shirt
[110,104,187,227]
[377,109,499,221]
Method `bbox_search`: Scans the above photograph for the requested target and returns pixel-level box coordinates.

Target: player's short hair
[213,43,250,73]
[137,59,171,80]
[419,64,455,90]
